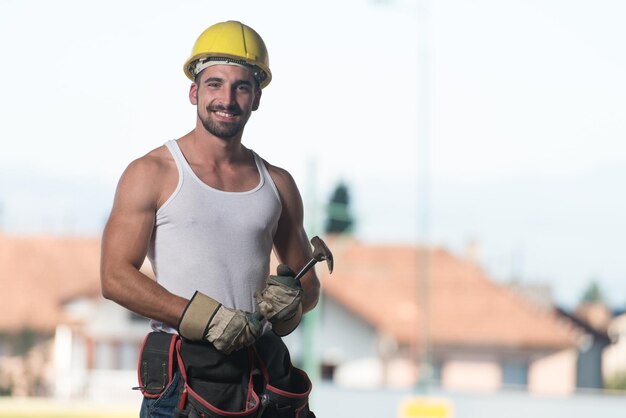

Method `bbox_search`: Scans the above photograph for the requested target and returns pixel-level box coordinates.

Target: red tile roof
[321,238,578,350]
[0,233,101,332]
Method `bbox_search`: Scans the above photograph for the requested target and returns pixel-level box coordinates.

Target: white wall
[604,313,626,379]
[442,360,502,393]
[52,298,151,400]
[283,295,379,366]
[528,348,577,395]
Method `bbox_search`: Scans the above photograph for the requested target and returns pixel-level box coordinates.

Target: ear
[189,83,198,105]
[252,89,262,111]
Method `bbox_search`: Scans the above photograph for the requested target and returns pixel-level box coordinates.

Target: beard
[198,103,249,140]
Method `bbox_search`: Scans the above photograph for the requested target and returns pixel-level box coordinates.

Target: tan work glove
[178,291,262,355]
[256,264,304,336]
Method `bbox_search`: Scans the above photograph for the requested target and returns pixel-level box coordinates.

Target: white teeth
[216,111,235,117]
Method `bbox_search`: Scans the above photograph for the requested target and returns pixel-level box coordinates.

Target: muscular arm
[269,165,321,313]
[100,155,188,327]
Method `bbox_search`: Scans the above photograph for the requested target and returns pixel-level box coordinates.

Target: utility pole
[302,157,321,385]
[416,0,433,393]
[373,0,433,393]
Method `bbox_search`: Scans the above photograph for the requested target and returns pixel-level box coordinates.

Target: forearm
[300,270,320,314]
[101,264,188,328]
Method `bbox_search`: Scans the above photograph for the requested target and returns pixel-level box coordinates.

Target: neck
[179,127,248,165]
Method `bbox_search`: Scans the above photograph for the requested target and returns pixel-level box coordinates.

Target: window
[502,361,528,388]
[120,341,140,370]
[431,361,442,387]
[94,341,114,369]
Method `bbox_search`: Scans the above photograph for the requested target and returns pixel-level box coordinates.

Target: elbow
[100,276,114,301]
[302,278,321,313]
[100,265,119,301]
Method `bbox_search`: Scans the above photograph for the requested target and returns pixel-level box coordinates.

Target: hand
[256,264,304,336]
[178,291,262,355]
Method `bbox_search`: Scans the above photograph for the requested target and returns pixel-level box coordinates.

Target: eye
[237,84,252,93]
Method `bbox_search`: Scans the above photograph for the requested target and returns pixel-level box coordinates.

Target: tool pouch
[254,333,314,418]
[136,331,178,398]
[176,338,260,418]
[258,372,314,418]
[174,333,314,418]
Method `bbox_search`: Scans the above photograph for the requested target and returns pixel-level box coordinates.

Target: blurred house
[0,233,621,399]
[287,237,590,395]
[0,233,148,400]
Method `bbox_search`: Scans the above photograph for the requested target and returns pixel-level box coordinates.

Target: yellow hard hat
[183,21,272,89]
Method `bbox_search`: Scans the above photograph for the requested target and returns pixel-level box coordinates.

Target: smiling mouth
[214,110,237,118]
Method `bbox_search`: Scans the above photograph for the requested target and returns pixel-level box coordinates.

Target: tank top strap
[251,150,281,201]
[165,139,188,175]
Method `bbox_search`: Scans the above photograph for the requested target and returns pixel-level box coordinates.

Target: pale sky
[1,0,626,307]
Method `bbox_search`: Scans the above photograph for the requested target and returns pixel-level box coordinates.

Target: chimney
[574,302,612,333]
[465,238,480,265]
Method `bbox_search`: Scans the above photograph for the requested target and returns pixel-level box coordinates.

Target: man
[100,21,320,418]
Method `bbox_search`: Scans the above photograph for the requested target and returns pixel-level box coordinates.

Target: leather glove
[256,264,303,336]
[178,291,262,355]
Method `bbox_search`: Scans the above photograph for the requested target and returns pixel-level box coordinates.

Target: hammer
[254,235,333,320]
[292,235,334,282]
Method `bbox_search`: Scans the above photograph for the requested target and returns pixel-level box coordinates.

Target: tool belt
[135,331,178,398]
[136,331,315,418]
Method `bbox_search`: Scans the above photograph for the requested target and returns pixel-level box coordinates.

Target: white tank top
[147,139,282,332]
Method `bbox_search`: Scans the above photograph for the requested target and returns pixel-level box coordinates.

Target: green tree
[605,372,626,391]
[324,181,355,235]
[581,279,605,303]
[14,328,38,355]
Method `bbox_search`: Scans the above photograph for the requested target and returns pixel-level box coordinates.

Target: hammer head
[310,236,334,274]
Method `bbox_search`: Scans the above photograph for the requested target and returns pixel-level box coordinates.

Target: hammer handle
[293,258,318,282]
[253,259,319,322]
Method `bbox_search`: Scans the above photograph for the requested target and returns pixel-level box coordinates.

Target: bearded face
[192,65,261,141]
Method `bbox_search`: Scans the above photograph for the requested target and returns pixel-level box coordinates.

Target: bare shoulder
[126,145,173,175]
[262,159,299,197]
[115,144,177,208]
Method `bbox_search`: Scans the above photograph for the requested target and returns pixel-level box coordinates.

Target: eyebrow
[204,77,224,84]
[235,80,253,87]
[203,77,253,87]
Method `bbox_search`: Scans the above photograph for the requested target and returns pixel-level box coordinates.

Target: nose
[218,85,237,107]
